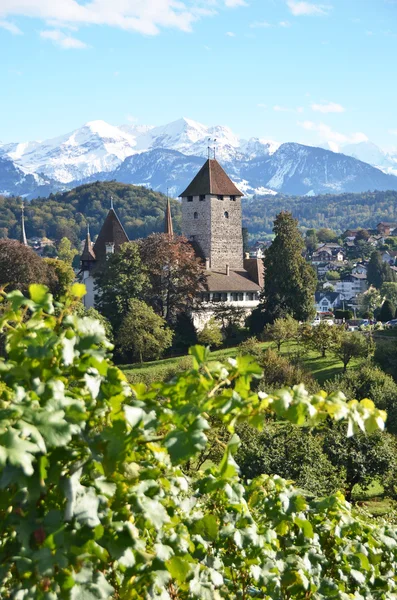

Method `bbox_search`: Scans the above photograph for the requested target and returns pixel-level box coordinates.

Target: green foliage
[325,363,397,435]
[73,303,113,342]
[0,181,181,244]
[242,189,397,237]
[368,250,396,289]
[237,423,344,497]
[359,285,383,316]
[333,330,372,372]
[381,281,397,306]
[0,285,392,599]
[197,318,223,348]
[260,212,317,323]
[257,348,318,392]
[334,309,353,320]
[379,299,396,322]
[57,237,79,265]
[302,322,340,358]
[0,239,52,294]
[264,315,299,351]
[171,312,198,354]
[374,339,397,381]
[326,270,340,280]
[43,257,75,300]
[116,298,173,363]
[94,241,148,330]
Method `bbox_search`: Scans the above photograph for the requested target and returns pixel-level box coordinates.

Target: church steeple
[20,201,27,246]
[80,224,96,271]
[164,194,174,237]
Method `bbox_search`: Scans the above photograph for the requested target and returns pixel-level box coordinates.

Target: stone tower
[179,159,244,271]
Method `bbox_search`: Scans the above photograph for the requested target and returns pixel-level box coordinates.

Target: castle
[80,159,263,324]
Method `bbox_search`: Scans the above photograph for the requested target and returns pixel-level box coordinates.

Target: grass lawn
[120,340,354,386]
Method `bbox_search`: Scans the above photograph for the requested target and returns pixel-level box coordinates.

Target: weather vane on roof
[110,195,114,210]
[213,139,217,160]
[207,138,211,159]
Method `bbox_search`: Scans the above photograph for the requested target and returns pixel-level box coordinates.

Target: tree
[237,423,344,497]
[171,312,198,354]
[379,299,395,323]
[197,318,223,348]
[116,298,173,363]
[381,281,397,306]
[94,241,148,330]
[138,234,205,324]
[264,315,299,351]
[302,321,339,358]
[0,239,51,294]
[0,284,390,599]
[305,229,318,254]
[323,426,397,501]
[57,237,79,265]
[359,285,382,317]
[367,250,396,289]
[326,270,340,281]
[333,330,371,372]
[260,212,317,323]
[355,229,370,242]
[44,257,75,300]
[317,227,338,242]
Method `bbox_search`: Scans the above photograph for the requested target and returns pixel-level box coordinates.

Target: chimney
[205,258,210,270]
[226,264,230,276]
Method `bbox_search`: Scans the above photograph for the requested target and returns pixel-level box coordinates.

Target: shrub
[197,318,223,348]
[0,284,391,599]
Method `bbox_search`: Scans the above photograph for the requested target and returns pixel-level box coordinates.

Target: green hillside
[0,181,182,246]
[243,190,397,237]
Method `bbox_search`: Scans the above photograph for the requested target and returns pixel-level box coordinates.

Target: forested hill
[243,190,397,237]
[2,183,397,245]
[0,181,182,246]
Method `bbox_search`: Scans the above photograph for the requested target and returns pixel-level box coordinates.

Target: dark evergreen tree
[171,312,198,353]
[367,251,396,289]
[379,299,395,323]
[259,212,317,324]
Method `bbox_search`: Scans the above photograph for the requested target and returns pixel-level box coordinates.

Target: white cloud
[389,129,397,136]
[279,20,291,27]
[0,20,22,34]
[40,29,88,49]
[287,1,331,16]
[311,101,345,113]
[299,120,368,151]
[0,0,226,37]
[224,0,247,6]
[250,20,271,28]
[226,31,236,36]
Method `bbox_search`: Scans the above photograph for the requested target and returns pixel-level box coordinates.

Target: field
[120,341,358,386]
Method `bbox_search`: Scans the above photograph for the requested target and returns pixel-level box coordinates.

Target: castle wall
[181,194,243,270]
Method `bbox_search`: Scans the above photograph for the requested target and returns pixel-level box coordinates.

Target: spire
[164,191,174,237]
[20,201,27,246]
[81,223,96,265]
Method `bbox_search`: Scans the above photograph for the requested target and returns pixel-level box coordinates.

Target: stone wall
[181,194,243,270]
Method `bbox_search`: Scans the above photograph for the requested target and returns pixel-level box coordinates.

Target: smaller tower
[164,195,174,237]
[20,201,27,246]
[80,224,96,271]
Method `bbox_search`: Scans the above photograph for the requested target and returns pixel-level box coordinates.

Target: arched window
[194,212,198,219]
[224,211,229,219]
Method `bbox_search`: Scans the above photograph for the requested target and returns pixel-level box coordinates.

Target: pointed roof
[179,159,243,197]
[81,226,96,262]
[164,197,174,237]
[93,207,129,264]
[20,202,27,246]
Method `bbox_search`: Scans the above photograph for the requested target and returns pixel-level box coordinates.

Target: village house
[377,222,397,236]
[332,273,368,301]
[315,291,345,313]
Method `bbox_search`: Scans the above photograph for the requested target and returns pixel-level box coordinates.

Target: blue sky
[1,0,397,150]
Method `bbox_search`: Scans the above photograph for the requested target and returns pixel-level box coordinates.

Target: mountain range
[2,118,397,199]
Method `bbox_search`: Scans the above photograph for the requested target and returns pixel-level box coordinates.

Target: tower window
[194,212,198,219]
[224,211,229,219]
[187,196,193,202]
[200,195,205,201]
[230,195,236,201]
[217,195,224,200]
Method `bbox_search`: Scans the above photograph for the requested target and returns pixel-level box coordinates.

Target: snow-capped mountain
[2,117,397,198]
[342,141,397,177]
